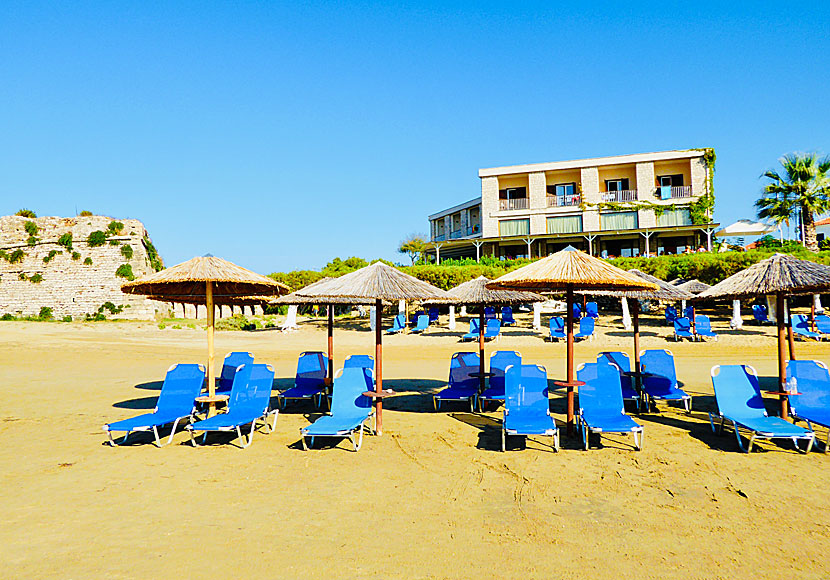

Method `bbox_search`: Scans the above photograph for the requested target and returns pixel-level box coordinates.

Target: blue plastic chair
[572,303,582,321]
[187,364,277,448]
[791,314,822,341]
[502,364,558,451]
[215,352,255,396]
[787,359,830,452]
[428,307,439,324]
[501,306,516,326]
[480,351,521,409]
[344,354,374,370]
[434,352,480,411]
[574,317,594,341]
[484,306,496,320]
[709,364,814,453]
[301,367,374,451]
[410,315,430,334]
[409,311,425,327]
[585,302,599,319]
[549,317,565,341]
[462,318,480,341]
[597,351,640,411]
[386,314,406,334]
[576,361,644,450]
[278,351,328,409]
[684,305,695,320]
[752,304,770,324]
[639,349,692,412]
[815,314,830,335]
[665,306,678,325]
[694,314,718,341]
[483,318,501,341]
[104,363,206,447]
[674,317,694,341]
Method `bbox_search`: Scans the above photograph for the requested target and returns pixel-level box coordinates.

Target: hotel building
[427,149,717,261]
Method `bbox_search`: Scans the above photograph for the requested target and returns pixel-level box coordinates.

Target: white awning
[714,219,776,237]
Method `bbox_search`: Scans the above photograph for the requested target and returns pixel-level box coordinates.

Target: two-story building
[427,149,717,261]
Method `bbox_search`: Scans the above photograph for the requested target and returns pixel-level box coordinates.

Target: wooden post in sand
[327,305,334,387]
[478,307,486,399]
[566,284,575,435]
[776,292,788,418]
[206,281,216,414]
[374,298,384,435]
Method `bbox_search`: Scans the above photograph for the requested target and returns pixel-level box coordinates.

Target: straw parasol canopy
[427,276,544,306]
[122,256,289,409]
[271,277,382,306]
[675,279,711,295]
[291,261,452,435]
[694,253,830,417]
[579,269,693,301]
[488,246,658,434]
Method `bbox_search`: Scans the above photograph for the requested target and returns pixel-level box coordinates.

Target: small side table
[195,394,229,417]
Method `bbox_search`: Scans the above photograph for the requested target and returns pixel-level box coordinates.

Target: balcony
[601,189,638,202]
[499,198,528,211]
[656,185,693,199]
[467,224,480,236]
[449,229,463,239]
[433,233,446,242]
[547,194,581,207]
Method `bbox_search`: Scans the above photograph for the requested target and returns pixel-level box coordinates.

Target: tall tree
[757,153,830,251]
[398,235,428,265]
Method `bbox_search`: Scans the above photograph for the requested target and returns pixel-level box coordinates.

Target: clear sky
[2,2,828,273]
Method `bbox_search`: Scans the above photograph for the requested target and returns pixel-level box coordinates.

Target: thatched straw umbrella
[694,253,830,416]
[122,256,289,411]
[293,261,452,434]
[487,246,657,434]
[428,276,544,395]
[579,269,693,392]
[675,279,711,295]
[272,277,383,384]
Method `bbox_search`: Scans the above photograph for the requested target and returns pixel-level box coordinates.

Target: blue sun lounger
[694,315,717,340]
[585,301,599,319]
[428,307,439,324]
[597,351,640,411]
[410,314,429,334]
[214,352,254,396]
[484,306,496,320]
[639,349,692,412]
[480,350,521,410]
[549,317,565,341]
[344,354,374,370]
[434,352,480,411]
[501,306,516,326]
[815,314,830,335]
[791,314,823,341]
[577,361,644,450]
[104,363,206,447]
[278,351,328,409]
[665,306,678,325]
[386,314,406,334]
[709,364,814,453]
[461,318,480,341]
[572,303,582,321]
[187,364,277,448]
[674,317,694,341]
[753,304,770,324]
[300,366,374,451]
[574,317,595,341]
[502,364,558,451]
[787,359,830,452]
[483,318,501,341]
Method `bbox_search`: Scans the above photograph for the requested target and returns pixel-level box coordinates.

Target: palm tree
[757,153,830,251]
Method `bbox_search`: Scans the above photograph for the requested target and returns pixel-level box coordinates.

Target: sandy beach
[2,311,829,579]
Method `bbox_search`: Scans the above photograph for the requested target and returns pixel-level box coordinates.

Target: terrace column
[532,302,541,330]
[621,298,632,330]
[730,300,743,329]
[448,305,456,330]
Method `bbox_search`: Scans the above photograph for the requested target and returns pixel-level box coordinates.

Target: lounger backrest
[674,317,691,333]
[485,318,501,335]
[710,365,766,419]
[684,306,694,319]
[579,317,594,335]
[156,363,206,413]
[393,314,405,330]
[791,314,811,332]
[598,351,630,373]
[484,306,496,319]
[815,314,830,331]
[296,351,327,388]
[468,318,480,334]
[640,349,676,386]
[331,367,373,415]
[753,304,767,321]
[505,364,548,418]
[572,303,581,319]
[787,359,830,415]
[577,360,624,415]
[230,364,275,413]
[428,308,439,322]
[449,352,480,388]
[490,351,522,392]
[586,302,598,318]
[218,352,254,391]
[665,306,677,322]
[550,317,564,332]
[694,314,711,332]
[344,354,374,370]
[416,315,429,329]
[501,306,514,321]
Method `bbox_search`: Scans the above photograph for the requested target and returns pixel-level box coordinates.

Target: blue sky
[2,2,828,272]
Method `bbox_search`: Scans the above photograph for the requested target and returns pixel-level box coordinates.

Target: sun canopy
[714,220,776,238]
[425,276,542,306]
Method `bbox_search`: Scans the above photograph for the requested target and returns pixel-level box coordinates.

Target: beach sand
[2,312,829,579]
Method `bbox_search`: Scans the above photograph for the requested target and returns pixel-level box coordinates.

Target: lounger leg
[267,409,278,432]
[165,418,182,446]
[581,422,589,451]
[353,423,365,452]
[105,429,118,446]
[553,430,560,452]
[152,426,162,448]
[189,428,199,447]
[684,397,692,414]
[502,429,506,452]
[301,433,309,450]
[634,429,643,451]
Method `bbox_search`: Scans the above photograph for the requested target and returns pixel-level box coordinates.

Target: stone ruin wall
[0,215,169,320]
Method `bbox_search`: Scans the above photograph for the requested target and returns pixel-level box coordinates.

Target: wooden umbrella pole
[776,292,788,418]
[327,305,334,386]
[811,298,816,332]
[375,298,384,435]
[786,297,796,361]
[632,299,641,386]
[479,307,485,396]
[206,281,216,415]
[690,304,696,337]
[566,284,575,435]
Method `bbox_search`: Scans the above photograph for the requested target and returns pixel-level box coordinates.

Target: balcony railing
[656,185,693,199]
[433,234,446,242]
[449,229,463,239]
[547,194,581,207]
[601,189,638,202]
[499,198,528,211]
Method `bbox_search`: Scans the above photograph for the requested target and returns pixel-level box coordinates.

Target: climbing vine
[689,147,716,225]
[580,199,669,217]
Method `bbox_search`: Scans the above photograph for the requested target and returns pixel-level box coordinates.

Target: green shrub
[18,273,27,281]
[57,232,73,250]
[78,210,93,216]
[99,302,123,314]
[29,274,43,283]
[215,313,250,331]
[43,250,59,263]
[27,235,38,246]
[157,322,166,329]
[38,306,53,320]
[120,244,133,259]
[83,257,93,265]
[108,239,120,246]
[87,230,108,247]
[143,236,163,271]
[86,312,106,321]
[8,249,25,263]
[24,221,39,236]
[107,221,124,235]
[172,325,182,329]
[115,264,135,280]
[71,251,81,261]
[1,313,15,321]
[16,209,36,218]
[61,315,73,322]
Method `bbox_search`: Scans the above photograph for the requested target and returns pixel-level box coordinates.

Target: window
[657,174,684,187]
[546,183,576,197]
[499,219,530,237]
[603,239,640,258]
[499,187,527,199]
[605,178,630,192]
[547,215,582,234]
[600,211,638,230]
[656,208,692,227]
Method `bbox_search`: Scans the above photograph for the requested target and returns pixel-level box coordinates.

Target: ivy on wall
[689,148,716,225]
